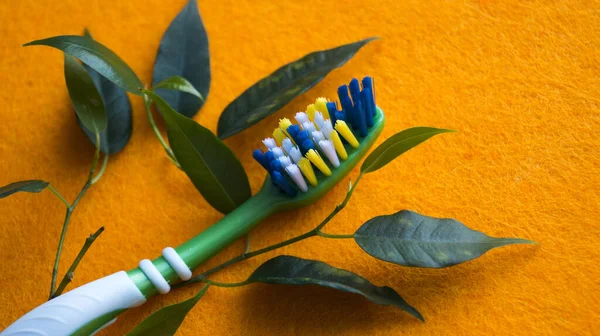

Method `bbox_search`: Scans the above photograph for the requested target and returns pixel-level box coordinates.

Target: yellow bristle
[306,149,331,176]
[315,97,330,120]
[298,158,317,186]
[330,130,348,160]
[279,118,292,130]
[335,120,359,148]
[273,128,286,145]
[306,104,317,121]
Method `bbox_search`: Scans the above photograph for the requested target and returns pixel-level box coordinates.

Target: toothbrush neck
[128,187,280,297]
[175,188,279,271]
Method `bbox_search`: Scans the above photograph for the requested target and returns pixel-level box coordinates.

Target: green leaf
[143,89,251,214]
[0,180,49,199]
[79,29,133,154]
[64,54,107,135]
[24,35,143,94]
[127,284,209,336]
[152,0,209,117]
[354,210,535,268]
[154,76,204,101]
[247,255,423,321]
[217,37,378,139]
[361,127,455,174]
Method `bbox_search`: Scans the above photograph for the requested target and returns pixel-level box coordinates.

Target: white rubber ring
[139,259,170,294]
[162,247,193,281]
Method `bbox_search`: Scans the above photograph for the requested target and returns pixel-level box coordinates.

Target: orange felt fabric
[1,0,599,334]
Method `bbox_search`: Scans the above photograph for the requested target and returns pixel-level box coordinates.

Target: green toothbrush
[1,77,384,336]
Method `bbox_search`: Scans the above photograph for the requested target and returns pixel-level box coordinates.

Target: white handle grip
[1,271,146,336]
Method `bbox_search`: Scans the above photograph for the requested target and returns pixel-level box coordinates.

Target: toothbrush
[2,77,385,336]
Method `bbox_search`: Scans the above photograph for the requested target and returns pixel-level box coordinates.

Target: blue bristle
[335,111,346,122]
[326,101,338,125]
[349,78,361,104]
[287,124,301,138]
[287,124,301,145]
[264,151,276,173]
[355,98,368,137]
[252,149,270,171]
[273,171,297,196]
[301,139,315,155]
[361,88,374,127]
[295,130,310,153]
[270,160,282,174]
[338,85,354,127]
[362,77,376,116]
[341,95,359,129]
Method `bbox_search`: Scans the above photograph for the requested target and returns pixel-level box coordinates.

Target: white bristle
[285,164,308,192]
[319,140,340,167]
[295,112,309,125]
[282,138,294,153]
[312,130,325,143]
[271,147,284,158]
[302,122,316,133]
[289,147,303,163]
[263,137,277,149]
[279,156,292,167]
[314,111,325,130]
[321,120,333,139]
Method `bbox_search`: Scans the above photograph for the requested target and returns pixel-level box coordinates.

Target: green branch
[52,226,104,298]
[48,132,106,299]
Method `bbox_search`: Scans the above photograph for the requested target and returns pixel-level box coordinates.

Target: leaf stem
[177,175,363,288]
[143,91,181,168]
[48,184,70,208]
[201,277,250,288]
[48,132,102,300]
[316,231,354,239]
[52,227,104,298]
[91,153,109,184]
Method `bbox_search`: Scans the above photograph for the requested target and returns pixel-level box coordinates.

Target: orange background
[1,0,598,335]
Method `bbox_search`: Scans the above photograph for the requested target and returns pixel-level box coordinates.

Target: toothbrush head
[252,77,385,211]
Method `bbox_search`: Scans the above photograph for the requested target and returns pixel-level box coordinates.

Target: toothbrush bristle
[273,128,286,145]
[263,137,277,149]
[306,104,317,121]
[286,164,308,192]
[312,130,325,143]
[289,147,303,163]
[278,156,292,168]
[295,112,309,125]
[319,140,340,168]
[282,138,294,153]
[301,121,316,133]
[253,77,377,196]
[315,97,330,120]
[271,147,284,158]
[314,111,325,130]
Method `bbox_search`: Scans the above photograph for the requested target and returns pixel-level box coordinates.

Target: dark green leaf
[24,35,143,94]
[361,127,455,174]
[247,255,423,321]
[64,54,107,133]
[154,76,204,101]
[355,210,535,268]
[152,0,209,117]
[217,37,378,139]
[127,284,209,336]
[0,180,49,198]
[143,89,251,214]
[78,29,133,154]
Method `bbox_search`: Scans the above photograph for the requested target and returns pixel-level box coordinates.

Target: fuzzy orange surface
[0,0,598,335]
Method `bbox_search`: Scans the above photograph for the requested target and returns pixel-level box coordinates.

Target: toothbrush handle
[0,271,146,336]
